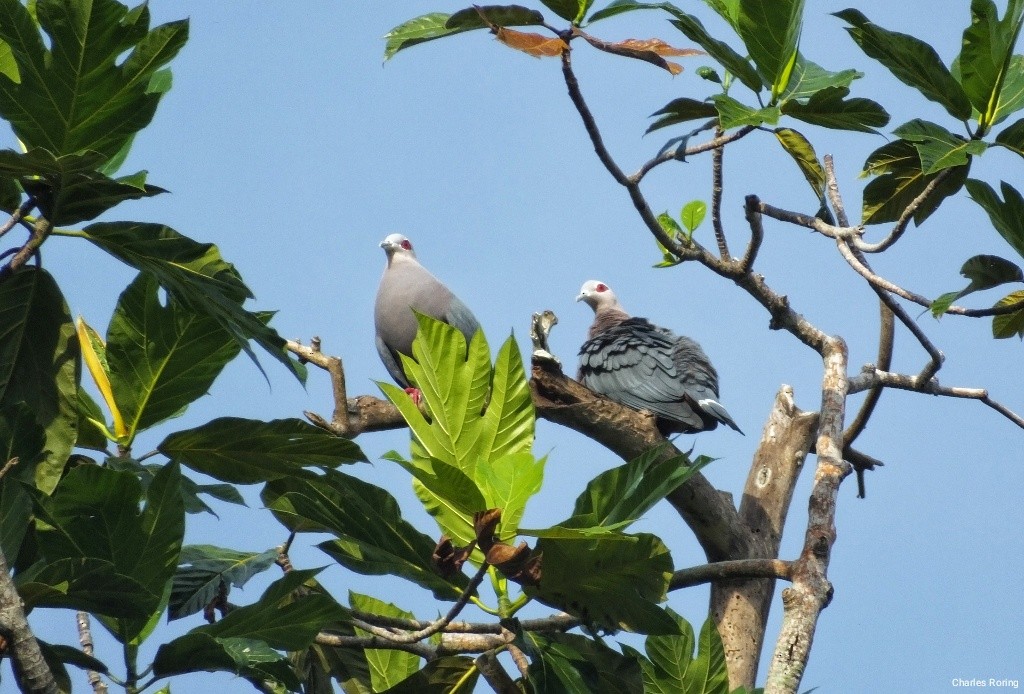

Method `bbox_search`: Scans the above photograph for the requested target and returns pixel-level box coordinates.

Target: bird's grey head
[379,233,417,261]
[576,280,622,313]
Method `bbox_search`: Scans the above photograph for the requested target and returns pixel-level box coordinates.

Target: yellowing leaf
[614,38,704,57]
[495,27,567,57]
[76,317,126,439]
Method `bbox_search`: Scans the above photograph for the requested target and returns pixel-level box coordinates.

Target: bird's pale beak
[575,292,585,302]
[379,240,388,249]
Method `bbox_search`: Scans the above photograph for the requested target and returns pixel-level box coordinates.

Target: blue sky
[13,1,1024,692]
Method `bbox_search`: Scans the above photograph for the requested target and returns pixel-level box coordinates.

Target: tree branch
[76,611,108,694]
[765,338,851,693]
[710,127,731,260]
[0,549,59,694]
[0,214,53,283]
[632,124,756,183]
[673,558,793,591]
[475,650,519,693]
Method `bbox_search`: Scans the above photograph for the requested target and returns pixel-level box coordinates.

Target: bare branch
[856,167,955,254]
[766,338,852,693]
[739,194,764,273]
[632,124,756,183]
[0,549,59,694]
[0,214,53,283]
[844,301,894,448]
[0,199,35,241]
[476,650,518,693]
[672,558,793,590]
[710,127,731,260]
[76,612,107,694]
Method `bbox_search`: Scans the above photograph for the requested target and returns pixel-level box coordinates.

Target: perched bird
[576,280,742,435]
[374,233,481,387]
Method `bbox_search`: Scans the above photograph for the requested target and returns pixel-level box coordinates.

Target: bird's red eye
[401,239,412,251]
[596,283,607,292]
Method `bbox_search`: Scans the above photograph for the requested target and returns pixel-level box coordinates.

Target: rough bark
[711,387,818,691]
[0,550,58,694]
[765,338,851,693]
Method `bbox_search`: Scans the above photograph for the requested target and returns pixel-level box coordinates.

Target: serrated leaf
[775,127,825,200]
[159,417,365,484]
[965,178,1024,259]
[0,0,187,161]
[0,267,79,493]
[80,222,304,381]
[710,94,781,129]
[106,273,243,441]
[526,533,678,634]
[781,86,889,134]
[640,612,730,693]
[647,97,718,134]
[835,8,971,119]
[169,545,279,620]
[476,451,544,541]
[893,119,987,174]
[958,0,1024,131]
[383,7,545,60]
[263,470,469,601]
[350,592,421,691]
[669,13,762,92]
[992,289,1024,337]
[737,0,804,100]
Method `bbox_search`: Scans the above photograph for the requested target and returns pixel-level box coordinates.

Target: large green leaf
[384,6,545,60]
[476,452,545,541]
[525,632,643,692]
[958,0,1024,132]
[565,449,709,531]
[80,222,304,380]
[169,545,279,620]
[775,128,825,201]
[646,98,718,134]
[836,8,971,120]
[349,592,421,691]
[527,533,678,634]
[736,0,804,100]
[158,417,365,484]
[994,116,1024,157]
[710,94,780,129]
[478,335,534,460]
[15,557,154,616]
[892,119,988,174]
[860,141,969,225]
[0,0,187,161]
[32,461,184,642]
[929,254,1024,317]
[781,86,889,133]
[992,289,1024,338]
[0,403,43,562]
[106,273,244,441]
[777,55,861,102]
[0,149,165,225]
[0,267,79,492]
[632,612,730,694]
[539,0,590,22]
[965,178,1024,259]
[152,634,299,689]
[380,656,480,694]
[263,470,469,600]
[669,13,762,93]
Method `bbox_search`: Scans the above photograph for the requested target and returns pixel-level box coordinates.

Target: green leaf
[931,254,1024,317]
[992,289,1024,337]
[383,7,545,60]
[106,273,243,441]
[538,0,589,22]
[350,592,421,691]
[965,179,1024,259]
[0,403,44,562]
[525,632,642,692]
[565,449,710,530]
[158,417,365,484]
[775,127,825,200]
[526,532,678,634]
[994,116,1024,157]
[0,0,187,161]
[835,8,971,119]
[681,200,707,233]
[781,86,889,133]
[893,119,987,174]
[75,388,111,452]
[669,13,762,93]
[736,0,805,100]
[988,55,1024,125]
[638,612,730,693]
[476,451,544,541]
[263,470,469,601]
[479,335,535,461]
[0,267,79,493]
[958,0,1024,131]
[80,222,304,381]
[380,656,480,693]
[861,141,968,225]
[152,634,299,689]
[929,291,961,318]
[710,94,780,129]
[777,55,862,102]
[646,98,718,134]
[16,557,154,616]
[169,545,279,620]
[587,0,666,24]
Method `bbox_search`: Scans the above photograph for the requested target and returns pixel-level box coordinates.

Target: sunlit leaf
[383,6,545,60]
[860,141,968,225]
[711,94,780,129]
[992,289,1024,338]
[775,127,826,200]
[380,656,480,693]
[350,593,420,691]
[957,0,1024,132]
[778,55,861,102]
[736,0,805,100]
[669,12,761,92]
[893,119,987,174]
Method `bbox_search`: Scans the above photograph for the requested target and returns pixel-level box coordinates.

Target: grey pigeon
[576,280,742,435]
[374,233,481,387]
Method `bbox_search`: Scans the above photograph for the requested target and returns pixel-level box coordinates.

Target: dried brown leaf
[496,27,567,57]
[616,38,703,57]
[432,535,475,578]
[573,28,700,75]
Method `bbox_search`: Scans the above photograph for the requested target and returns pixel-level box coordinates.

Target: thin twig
[710,126,731,260]
[0,199,35,241]
[286,339,353,435]
[76,612,107,694]
[856,167,955,253]
[739,194,764,273]
[670,558,793,590]
[0,214,53,283]
[632,125,756,183]
[0,457,18,481]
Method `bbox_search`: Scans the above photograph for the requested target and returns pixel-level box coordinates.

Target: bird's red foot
[404,387,423,406]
